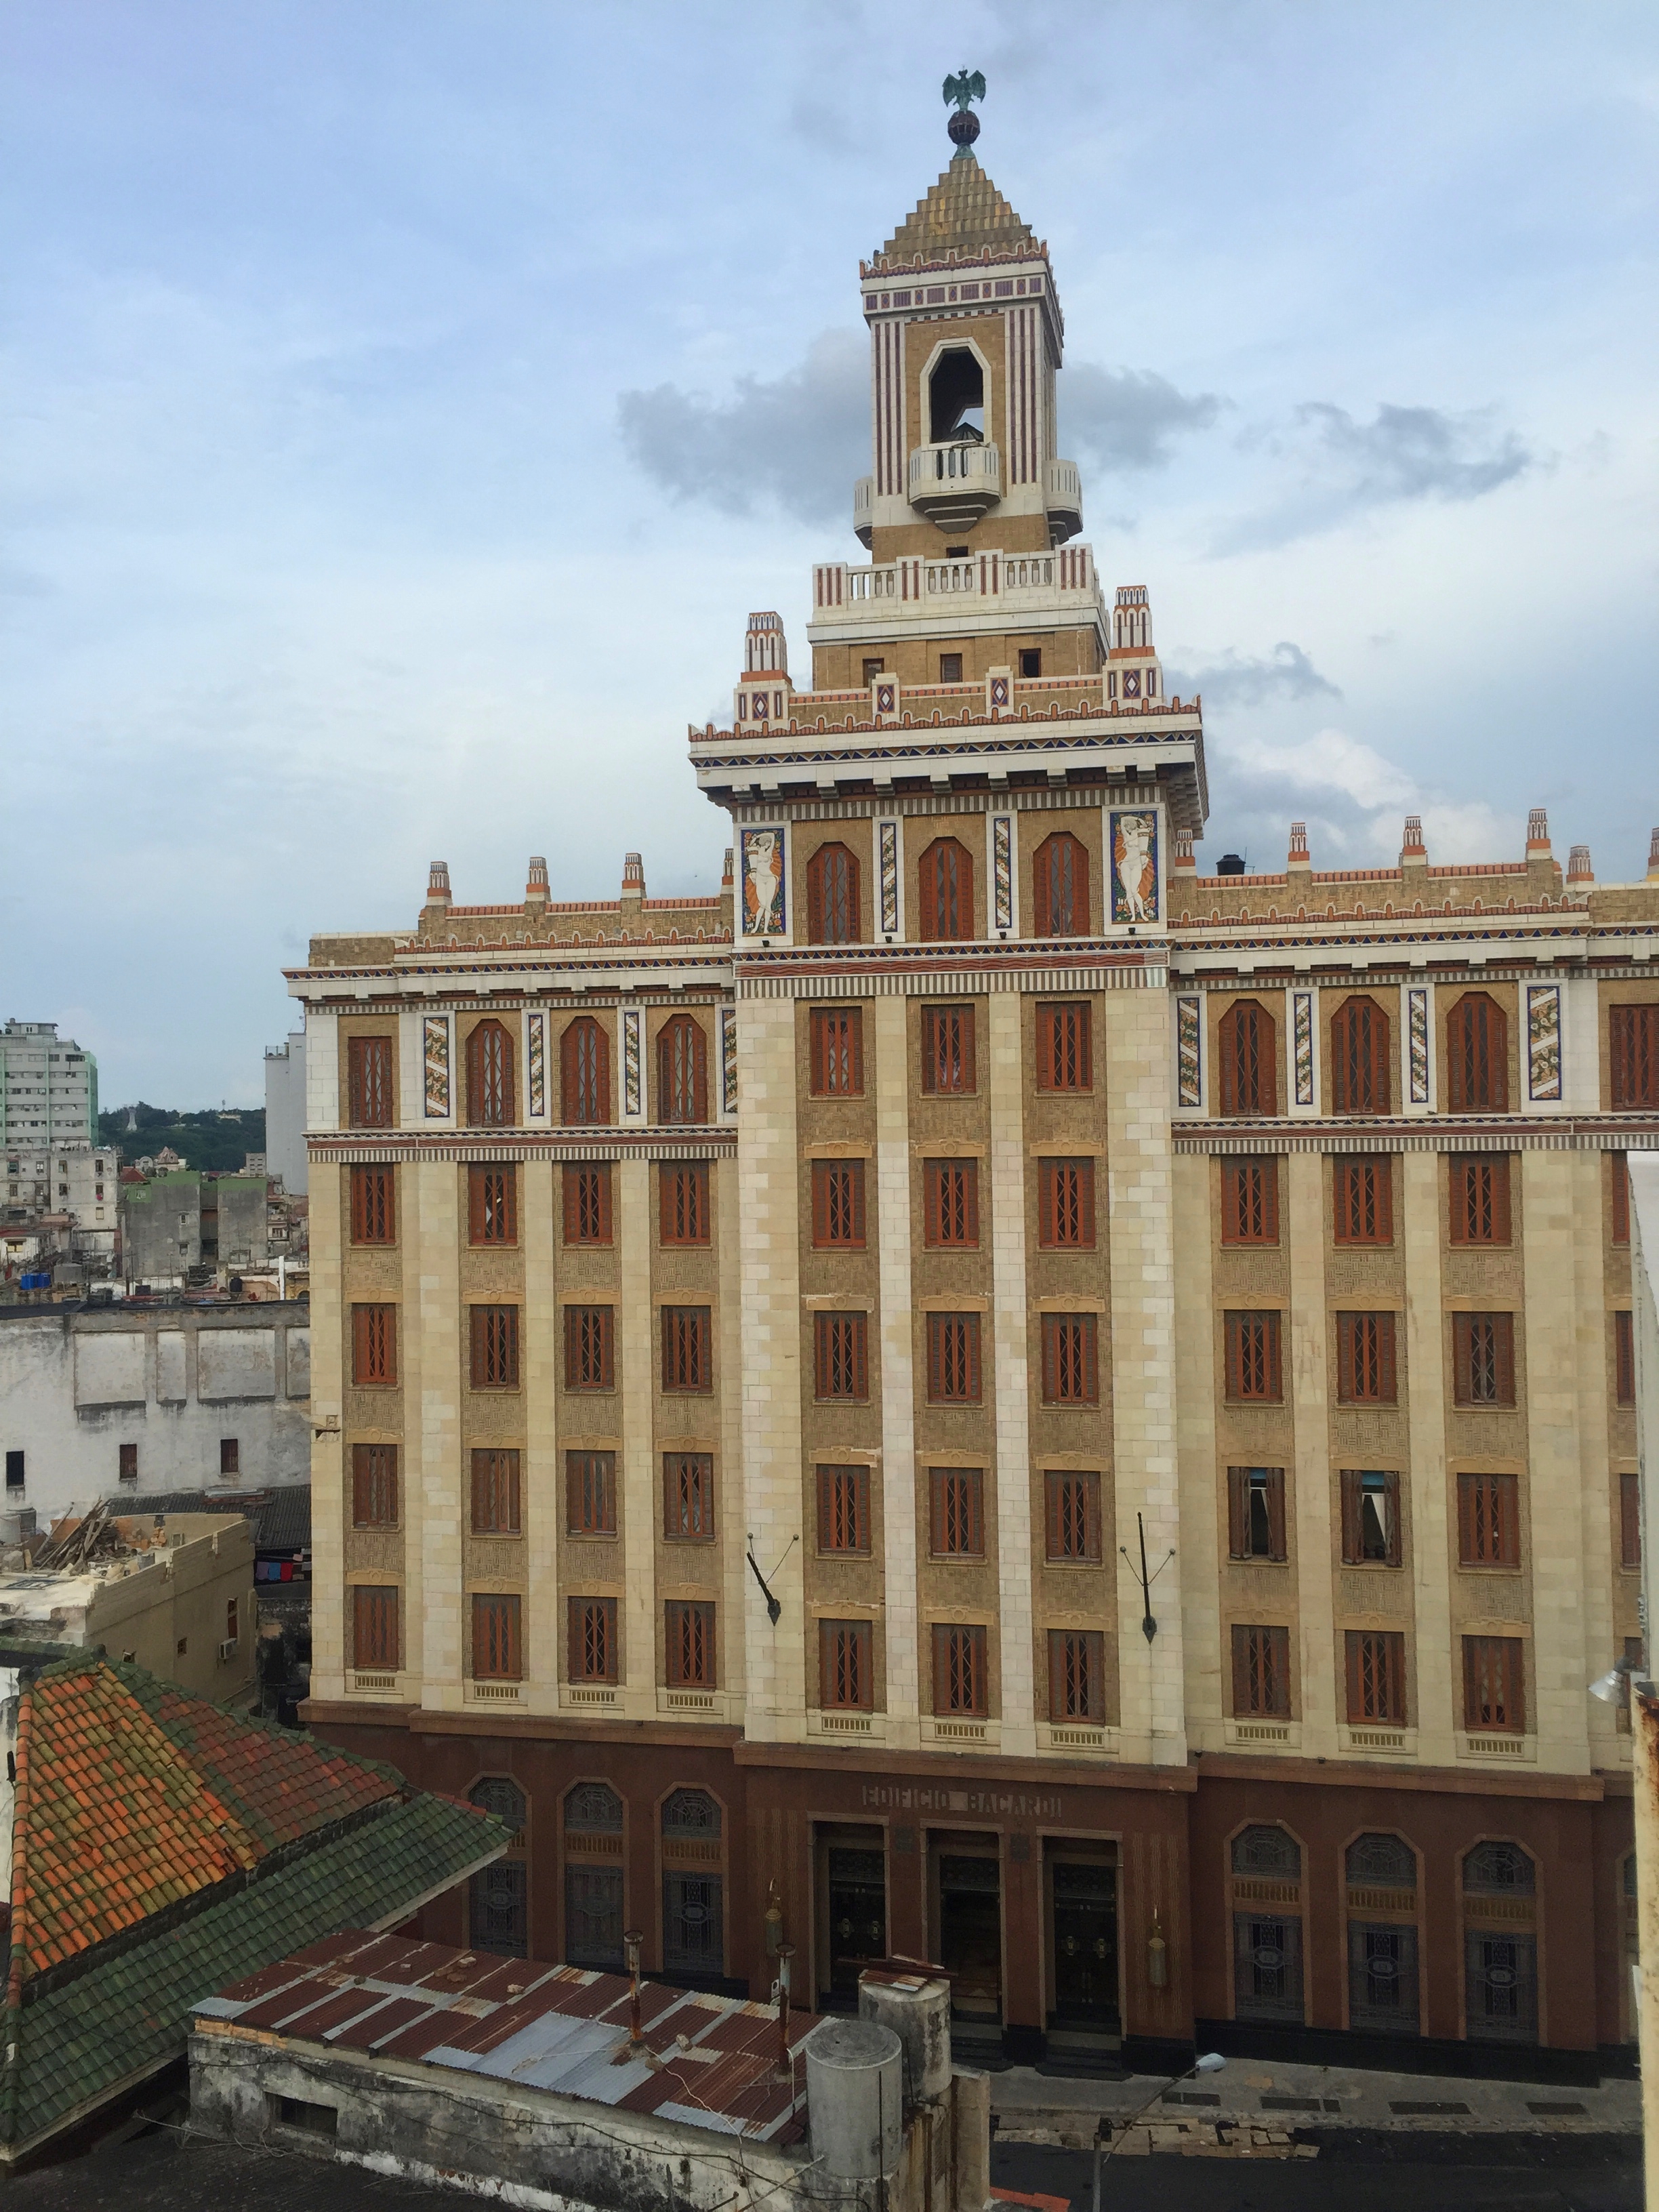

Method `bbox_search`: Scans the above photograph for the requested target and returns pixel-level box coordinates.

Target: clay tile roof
[880,153,1033,261]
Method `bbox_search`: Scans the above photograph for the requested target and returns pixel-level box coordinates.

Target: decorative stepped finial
[943,68,985,158]
[1647,827,1659,883]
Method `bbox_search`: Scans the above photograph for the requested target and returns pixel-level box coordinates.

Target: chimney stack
[1401,815,1427,864]
[1172,829,1197,875]
[1647,828,1659,884]
[525,857,549,908]
[425,861,451,909]
[1567,844,1594,889]
[1526,807,1551,857]
[1287,821,1311,873]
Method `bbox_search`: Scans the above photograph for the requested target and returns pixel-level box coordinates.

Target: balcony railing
[1046,456,1083,544]
[907,439,1002,523]
[813,542,1101,621]
[853,474,874,549]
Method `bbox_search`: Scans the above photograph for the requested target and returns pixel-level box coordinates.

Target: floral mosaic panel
[1408,988,1429,1105]
[622,1008,642,1118]
[993,816,1014,933]
[1528,984,1561,1101]
[423,1015,450,1118]
[720,1007,738,1113]
[527,1011,546,1118]
[1176,996,1201,1107]
[1293,993,1314,1107]
[879,820,899,937]
[739,827,786,936]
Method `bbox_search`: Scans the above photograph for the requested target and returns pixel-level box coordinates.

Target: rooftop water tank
[804,2016,902,2180]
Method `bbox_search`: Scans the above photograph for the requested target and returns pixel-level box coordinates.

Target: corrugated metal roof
[196,1933,817,2144]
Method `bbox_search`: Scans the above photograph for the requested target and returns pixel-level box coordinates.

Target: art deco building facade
[296,124,1659,2074]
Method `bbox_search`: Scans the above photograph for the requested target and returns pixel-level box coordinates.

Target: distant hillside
[98,1104,266,1176]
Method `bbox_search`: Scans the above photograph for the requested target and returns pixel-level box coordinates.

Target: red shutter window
[1048,1630,1105,1721]
[918,837,974,940]
[1221,1157,1279,1245]
[813,1311,869,1399]
[563,1162,613,1245]
[817,1465,872,1554]
[351,1303,396,1385]
[1620,1472,1641,1570]
[1463,1635,1524,1732]
[929,1467,985,1557]
[926,1312,983,1403]
[921,1004,976,1094]
[1035,1002,1092,1092]
[469,1305,520,1389]
[472,1593,523,1681]
[665,1601,716,1688]
[1610,1005,1659,1107]
[1224,1311,1282,1401]
[1458,1470,1519,1568]
[352,1585,399,1670]
[1336,1312,1398,1404]
[932,1623,987,1716]
[820,1620,874,1711]
[1228,1467,1288,1560]
[1040,1313,1099,1404]
[657,1014,708,1125]
[569,1597,616,1683]
[564,1305,615,1389]
[1332,1155,1393,1245]
[659,1162,710,1245]
[1330,995,1391,1114]
[924,1158,980,1246]
[661,1305,713,1393]
[1044,1470,1102,1561]
[1340,1468,1401,1565]
[1616,1311,1636,1406]
[663,1452,714,1541]
[806,843,861,944]
[467,1163,517,1245]
[1612,1153,1631,1246]
[1038,1158,1096,1248]
[1033,834,1090,937]
[347,1036,394,1128]
[1448,992,1509,1111]
[466,1019,515,1126]
[566,1450,616,1536]
[470,1448,522,1534]
[560,1017,611,1124]
[1217,999,1277,1116]
[1449,1153,1511,1245]
[1345,1629,1406,1724]
[352,1443,398,1528]
[811,1159,867,1247]
[808,1006,865,1095]
[1453,1312,1515,1406]
[350,1164,396,1245]
[1230,1624,1290,1717]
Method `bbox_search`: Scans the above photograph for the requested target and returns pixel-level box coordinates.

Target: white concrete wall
[0,1307,311,1521]
[264,1031,309,1195]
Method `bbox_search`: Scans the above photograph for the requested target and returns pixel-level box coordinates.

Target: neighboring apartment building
[120,1168,269,1284]
[0,1302,312,1519]
[0,1020,97,1149]
[293,115,1659,2073]
[2,1141,119,1261]
[266,1029,308,1193]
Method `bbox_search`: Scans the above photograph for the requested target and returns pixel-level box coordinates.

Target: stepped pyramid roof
[877,151,1035,264]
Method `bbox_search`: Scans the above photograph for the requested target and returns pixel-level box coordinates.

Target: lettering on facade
[860,1784,1063,1819]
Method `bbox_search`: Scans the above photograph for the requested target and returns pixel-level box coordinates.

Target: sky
[4,1,1657,1108]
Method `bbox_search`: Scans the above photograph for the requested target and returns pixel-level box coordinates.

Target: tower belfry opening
[929,349,984,443]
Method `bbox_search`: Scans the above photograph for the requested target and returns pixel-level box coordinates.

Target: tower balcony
[853,474,874,550]
[907,440,1002,526]
[1045,457,1082,545]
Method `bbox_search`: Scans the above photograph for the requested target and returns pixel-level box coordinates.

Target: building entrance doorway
[930,1834,1002,2022]
[1046,1849,1119,2030]
[815,1825,887,2008]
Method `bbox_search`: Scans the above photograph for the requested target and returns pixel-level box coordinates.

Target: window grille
[926,1311,982,1402]
[563,1162,612,1244]
[1345,1629,1406,1723]
[1458,1470,1519,1567]
[560,1017,611,1124]
[1449,1153,1510,1245]
[1035,1002,1092,1090]
[1044,1470,1101,1561]
[1452,1312,1515,1406]
[929,1467,984,1557]
[806,843,861,943]
[352,1442,398,1528]
[1462,1637,1524,1731]
[565,1305,615,1389]
[569,1597,617,1683]
[472,1593,523,1680]
[470,1305,520,1389]
[1047,1629,1103,1721]
[1033,833,1090,935]
[350,1164,395,1244]
[659,1162,709,1244]
[657,1015,708,1124]
[466,1020,515,1126]
[664,1453,714,1541]
[918,838,973,940]
[820,1619,874,1710]
[347,1036,394,1128]
[566,1450,615,1536]
[661,1305,713,1392]
[467,1164,516,1245]
[1225,1311,1282,1401]
[1610,1005,1659,1107]
[1226,1467,1286,1560]
[352,1584,398,1669]
[1448,992,1509,1111]
[1332,1155,1391,1244]
[1040,1312,1098,1404]
[351,1303,396,1386]
[665,1601,715,1688]
[814,1311,869,1400]
[1330,996,1391,1114]
[1218,1000,1276,1115]
[921,1004,975,1094]
[924,1158,979,1246]
[1340,1468,1400,1564]
[1336,1312,1397,1403]
[931,1623,987,1716]
[809,1006,864,1095]
[812,1159,866,1247]
[1230,1625,1290,1715]
[817,1465,871,1555]
[1038,1158,1094,1247]
[1221,1157,1278,1244]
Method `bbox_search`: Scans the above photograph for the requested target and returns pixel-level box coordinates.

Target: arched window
[1345,1834,1419,2035]
[560,1017,611,1125]
[918,838,974,941]
[657,1015,708,1125]
[1033,833,1090,937]
[468,1777,528,1958]
[806,843,861,945]
[1229,1826,1303,2024]
[1462,1841,1537,2044]
[1448,992,1509,1111]
[662,1789,723,1981]
[1218,999,1277,1117]
[1330,995,1391,1115]
[466,1019,515,1127]
[565,1782,623,1969]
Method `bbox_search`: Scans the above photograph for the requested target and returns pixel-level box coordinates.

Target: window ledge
[922,1715,998,1748]
[1460,1729,1536,1763]
[350,1670,401,1696]
[1224,1717,1300,1750]
[1037,1721,1119,1757]
[562,1683,619,1711]
[1338,1723,1417,1758]
[469,1679,523,1704]
[809,1708,886,1740]
[657,1687,729,1720]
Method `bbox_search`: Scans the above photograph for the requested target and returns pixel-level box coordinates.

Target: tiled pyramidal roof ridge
[7,1654,402,1987]
[880,151,1034,260]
